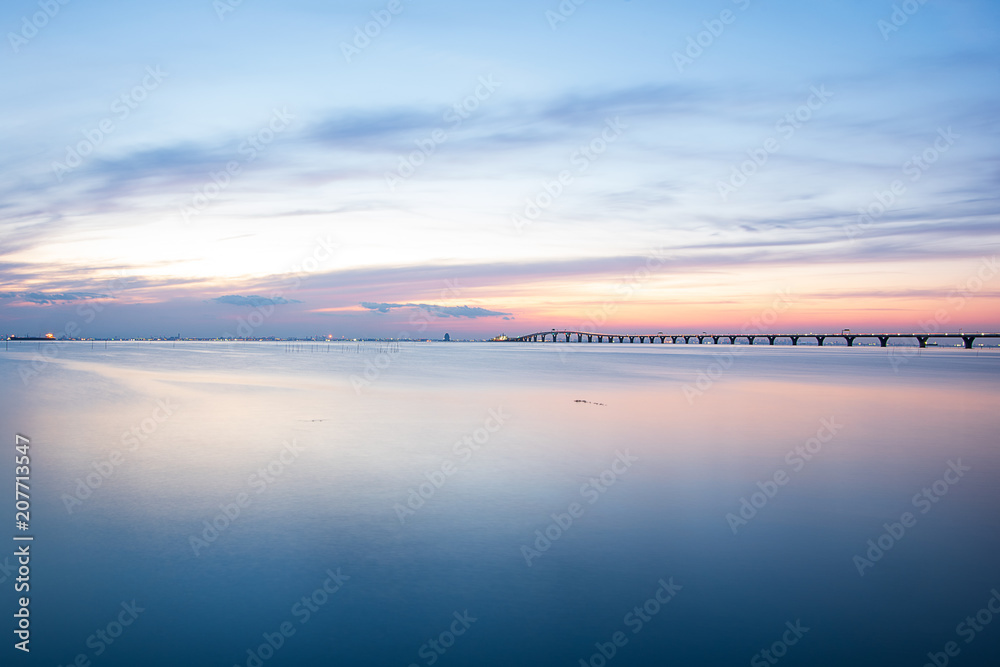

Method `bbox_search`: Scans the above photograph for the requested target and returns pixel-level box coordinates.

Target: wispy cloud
[360,302,511,318]
[211,295,302,307]
[0,292,110,304]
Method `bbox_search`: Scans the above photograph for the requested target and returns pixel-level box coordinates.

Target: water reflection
[1,343,997,666]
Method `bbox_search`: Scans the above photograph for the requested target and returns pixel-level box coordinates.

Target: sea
[1,341,998,666]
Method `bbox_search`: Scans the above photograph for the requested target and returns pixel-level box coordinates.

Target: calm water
[1,342,998,666]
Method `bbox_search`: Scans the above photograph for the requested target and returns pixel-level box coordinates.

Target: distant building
[444,333,451,342]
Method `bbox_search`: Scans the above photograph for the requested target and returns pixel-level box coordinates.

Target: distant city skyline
[2,0,998,338]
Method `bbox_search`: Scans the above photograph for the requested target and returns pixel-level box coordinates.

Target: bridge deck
[492,331,1000,349]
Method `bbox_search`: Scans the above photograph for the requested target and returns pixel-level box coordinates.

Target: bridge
[491,331,1000,349]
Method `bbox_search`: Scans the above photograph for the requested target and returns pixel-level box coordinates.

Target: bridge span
[492,331,1000,349]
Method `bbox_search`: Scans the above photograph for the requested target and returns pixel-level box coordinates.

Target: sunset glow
[2,1,998,338]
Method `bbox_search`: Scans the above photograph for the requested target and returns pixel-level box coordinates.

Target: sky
[1,0,998,338]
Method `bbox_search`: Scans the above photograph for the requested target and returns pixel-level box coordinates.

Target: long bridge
[492,331,1000,349]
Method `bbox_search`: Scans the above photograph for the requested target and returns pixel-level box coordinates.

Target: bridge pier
[500,330,998,348]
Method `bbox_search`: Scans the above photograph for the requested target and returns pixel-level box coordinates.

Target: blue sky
[1,0,999,337]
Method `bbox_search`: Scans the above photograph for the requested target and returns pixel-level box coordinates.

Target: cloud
[211,295,302,307]
[0,291,110,304]
[308,109,442,148]
[360,302,511,318]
